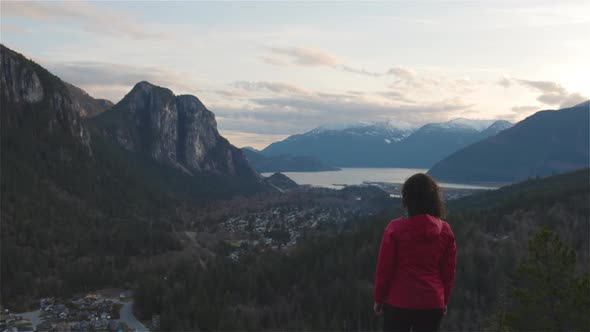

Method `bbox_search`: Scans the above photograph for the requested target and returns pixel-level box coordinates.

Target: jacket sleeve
[374,226,395,303]
[440,231,457,306]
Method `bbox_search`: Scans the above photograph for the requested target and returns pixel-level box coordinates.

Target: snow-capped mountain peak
[444,118,498,131]
[310,119,417,135]
[381,119,419,132]
[310,121,372,134]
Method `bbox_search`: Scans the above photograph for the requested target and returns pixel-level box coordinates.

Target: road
[17,310,42,329]
[116,301,149,332]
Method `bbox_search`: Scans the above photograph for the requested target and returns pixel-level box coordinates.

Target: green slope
[428,101,589,183]
[134,169,589,330]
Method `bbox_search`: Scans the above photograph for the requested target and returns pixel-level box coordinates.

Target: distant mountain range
[262,119,513,168]
[242,148,339,172]
[428,101,590,183]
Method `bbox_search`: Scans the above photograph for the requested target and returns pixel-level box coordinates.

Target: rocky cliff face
[65,82,113,118]
[93,81,259,177]
[0,49,44,104]
[1,44,111,150]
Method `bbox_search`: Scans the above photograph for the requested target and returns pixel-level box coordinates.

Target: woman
[373,173,456,332]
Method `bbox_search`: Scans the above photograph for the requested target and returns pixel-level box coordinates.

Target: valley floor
[9,290,149,332]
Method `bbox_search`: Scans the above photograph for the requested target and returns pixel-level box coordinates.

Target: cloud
[45,61,197,102]
[497,76,512,88]
[2,1,161,39]
[536,93,567,106]
[338,65,382,77]
[516,79,568,95]
[265,47,477,93]
[511,105,539,113]
[232,81,309,95]
[384,69,478,98]
[213,86,474,137]
[558,92,588,108]
[267,46,415,78]
[269,47,340,66]
[339,64,423,78]
[378,90,415,103]
[261,57,289,66]
[387,67,417,81]
[212,77,480,138]
[502,77,588,109]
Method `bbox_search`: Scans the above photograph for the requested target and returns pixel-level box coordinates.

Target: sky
[2,1,589,149]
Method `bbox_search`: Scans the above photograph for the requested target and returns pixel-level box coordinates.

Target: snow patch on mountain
[443,118,498,131]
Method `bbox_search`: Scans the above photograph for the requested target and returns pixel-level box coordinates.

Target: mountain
[65,82,113,118]
[0,44,264,308]
[91,81,259,178]
[0,45,109,151]
[1,44,180,308]
[261,121,415,167]
[428,102,590,183]
[243,146,261,153]
[480,120,512,136]
[242,148,339,172]
[265,172,299,191]
[392,119,512,167]
[262,119,512,168]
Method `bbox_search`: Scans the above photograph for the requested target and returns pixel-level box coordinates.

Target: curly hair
[402,173,447,218]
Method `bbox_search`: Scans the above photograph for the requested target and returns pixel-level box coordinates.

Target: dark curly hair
[402,173,447,218]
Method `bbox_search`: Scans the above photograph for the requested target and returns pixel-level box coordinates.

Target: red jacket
[374,214,456,309]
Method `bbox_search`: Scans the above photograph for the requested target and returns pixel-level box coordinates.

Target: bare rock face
[65,82,113,118]
[0,50,44,103]
[0,44,96,150]
[94,81,259,177]
[176,95,221,171]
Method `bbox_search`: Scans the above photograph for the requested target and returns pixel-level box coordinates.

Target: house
[16,326,34,332]
[151,315,160,330]
[107,320,120,332]
[119,290,133,299]
[54,322,70,332]
[36,321,53,332]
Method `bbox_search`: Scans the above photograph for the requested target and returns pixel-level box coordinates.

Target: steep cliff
[92,81,258,178]
[0,44,101,150]
[1,44,266,308]
[65,82,113,118]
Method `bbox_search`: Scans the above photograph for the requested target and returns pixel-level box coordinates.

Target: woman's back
[373,173,457,332]
[383,215,455,309]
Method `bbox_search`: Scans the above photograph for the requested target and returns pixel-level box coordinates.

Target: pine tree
[510,227,589,330]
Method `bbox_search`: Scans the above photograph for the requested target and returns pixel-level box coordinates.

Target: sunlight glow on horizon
[1,0,588,149]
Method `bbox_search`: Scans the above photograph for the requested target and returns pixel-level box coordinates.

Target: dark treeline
[134,169,590,331]
[135,216,386,331]
[1,114,182,310]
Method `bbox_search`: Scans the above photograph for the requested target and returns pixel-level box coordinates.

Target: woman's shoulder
[439,220,455,239]
[385,217,406,232]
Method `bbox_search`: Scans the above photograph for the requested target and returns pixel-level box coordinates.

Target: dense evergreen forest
[134,169,590,331]
[1,121,182,310]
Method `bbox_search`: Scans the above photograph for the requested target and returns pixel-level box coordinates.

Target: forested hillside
[429,101,590,183]
[134,169,590,331]
[0,44,263,310]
